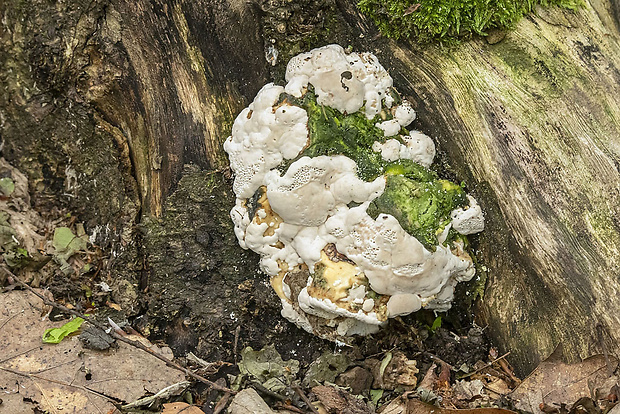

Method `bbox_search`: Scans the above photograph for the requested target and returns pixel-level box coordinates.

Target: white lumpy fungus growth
[224,45,484,341]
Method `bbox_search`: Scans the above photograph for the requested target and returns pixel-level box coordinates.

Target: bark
[1,0,619,375]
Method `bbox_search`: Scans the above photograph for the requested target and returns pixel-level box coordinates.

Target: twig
[0,346,39,365]
[458,352,511,379]
[0,365,121,404]
[32,358,81,375]
[2,266,235,394]
[293,385,320,414]
[423,352,454,370]
[212,392,232,414]
[250,381,286,401]
[122,381,191,409]
[187,352,230,371]
[233,325,241,364]
[274,402,306,414]
[366,346,397,359]
[0,310,21,330]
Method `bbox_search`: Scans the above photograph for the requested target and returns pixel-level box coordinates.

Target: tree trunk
[1,0,619,375]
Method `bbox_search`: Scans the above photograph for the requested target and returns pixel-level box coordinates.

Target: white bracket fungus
[224,45,484,342]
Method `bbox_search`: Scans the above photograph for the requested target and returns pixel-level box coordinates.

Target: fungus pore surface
[224,45,484,342]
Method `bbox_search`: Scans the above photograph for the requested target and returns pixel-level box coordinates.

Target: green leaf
[53,227,77,251]
[42,317,85,344]
[379,352,393,378]
[53,227,87,256]
[0,177,15,196]
[430,316,442,333]
[370,389,384,406]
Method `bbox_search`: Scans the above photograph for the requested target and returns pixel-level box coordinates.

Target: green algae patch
[358,0,583,42]
[302,91,388,181]
[368,172,467,250]
[282,90,408,181]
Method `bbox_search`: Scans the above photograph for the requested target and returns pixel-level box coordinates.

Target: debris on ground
[236,344,300,395]
[229,388,276,414]
[509,345,619,414]
[1,157,618,414]
[312,384,374,413]
[303,352,351,388]
[0,289,185,413]
[366,351,420,391]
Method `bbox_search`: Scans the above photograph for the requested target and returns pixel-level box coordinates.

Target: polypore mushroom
[224,44,484,342]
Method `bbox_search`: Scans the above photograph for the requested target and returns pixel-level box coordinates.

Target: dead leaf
[312,385,373,414]
[380,392,411,414]
[107,302,122,311]
[0,290,186,413]
[510,346,619,413]
[228,388,275,414]
[367,351,419,390]
[162,402,204,413]
[407,400,516,414]
[418,363,438,390]
[483,377,511,399]
[336,366,373,395]
[453,380,485,401]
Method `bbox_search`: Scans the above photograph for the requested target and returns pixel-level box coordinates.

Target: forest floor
[0,158,618,414]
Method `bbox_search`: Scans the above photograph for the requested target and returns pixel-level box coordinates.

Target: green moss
[367,173,467,249]
[282,90,407,181]
[358,0,583,41]
[301,91,387,180]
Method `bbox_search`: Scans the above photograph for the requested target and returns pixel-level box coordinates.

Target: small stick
[0,365,121,404]
[233,325,241,364]
[0,346,39,365]
[424,352,454,370]
[292,385,320,414]
[274,402,306,414]
[0,311,21,330]
[212,393,232,414]
[2,266,234,394]
[250,381,287,401]
[458,352,511,379]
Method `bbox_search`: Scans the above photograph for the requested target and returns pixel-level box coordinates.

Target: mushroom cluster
[224,45,484,341]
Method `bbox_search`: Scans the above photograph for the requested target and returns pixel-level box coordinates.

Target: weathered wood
[379,1,620,373]
[2,0,620,375]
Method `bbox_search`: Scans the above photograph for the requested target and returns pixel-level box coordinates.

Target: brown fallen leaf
[0,290,186,414]
[162,402,204,413]
[407,400,516,414]
[483,377,512,399]
[366,351,419,390]
[106,301,122,311]
[509,345,619,413]
[312,385,373,414]
[453,380,485,401]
